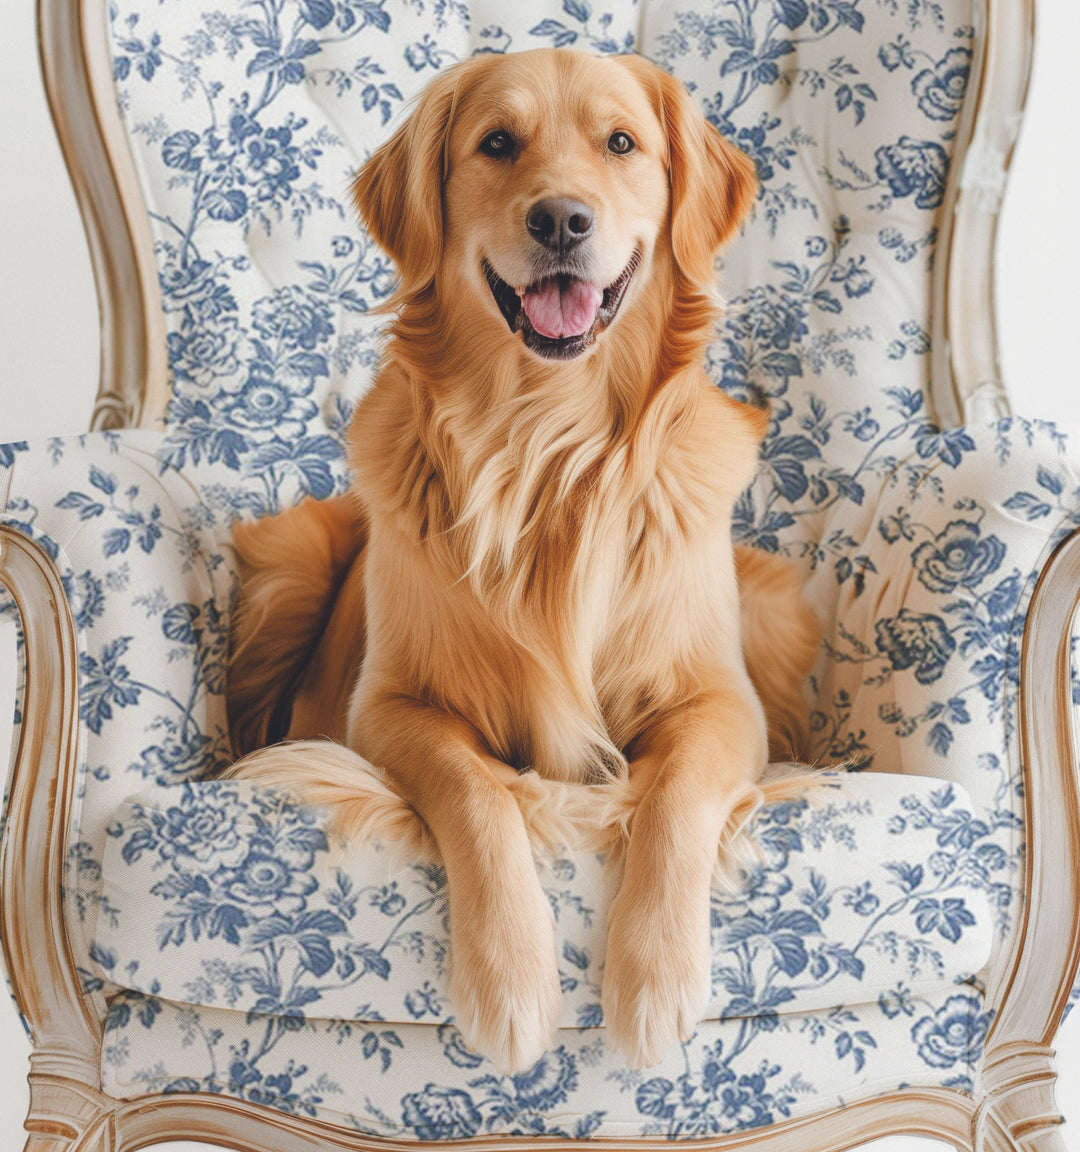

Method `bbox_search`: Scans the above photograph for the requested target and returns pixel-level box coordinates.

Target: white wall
[1,3,1079,1150]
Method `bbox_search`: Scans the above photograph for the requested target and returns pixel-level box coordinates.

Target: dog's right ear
[351,65,462,296]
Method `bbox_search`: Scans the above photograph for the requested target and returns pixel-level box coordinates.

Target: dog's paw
[449,887,562,1074]
[601,893,712,1069]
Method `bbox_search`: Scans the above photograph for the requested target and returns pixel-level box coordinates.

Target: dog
[226,48,820,1074]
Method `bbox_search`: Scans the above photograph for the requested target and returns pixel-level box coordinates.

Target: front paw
[601,891,712,1069]
[449,889,562,1074]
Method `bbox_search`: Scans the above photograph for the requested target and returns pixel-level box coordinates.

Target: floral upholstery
[2,0,1079,1142]
[96,774,992,1027]
[100,986,994,1137]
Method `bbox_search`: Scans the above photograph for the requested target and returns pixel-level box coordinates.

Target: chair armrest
[0,431,236,1047]
[817,418,1078,791]
[812,415,1080,1052]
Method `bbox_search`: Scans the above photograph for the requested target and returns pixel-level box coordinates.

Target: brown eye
[479,130,514,158]
[607,131,635,155]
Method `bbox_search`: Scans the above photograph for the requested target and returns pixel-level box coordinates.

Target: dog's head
[353,49,757,362]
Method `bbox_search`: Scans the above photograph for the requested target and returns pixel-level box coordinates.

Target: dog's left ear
[617,56,758,284]
[351,64,463,296]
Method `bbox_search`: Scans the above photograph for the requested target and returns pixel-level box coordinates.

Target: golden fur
[227,48,820,1073]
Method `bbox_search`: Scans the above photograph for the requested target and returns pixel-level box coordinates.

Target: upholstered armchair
[3,0,1077,1149]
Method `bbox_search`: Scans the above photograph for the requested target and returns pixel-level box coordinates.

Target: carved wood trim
[931,0,1035,428]
[963,526,1080,1152]
[37,0,170,432]
[986,526,1080,1038]
[104,1085,975,1152]
[0,527,102,1071]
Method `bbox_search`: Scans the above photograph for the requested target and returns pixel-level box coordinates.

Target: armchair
[3,1,1078,1150]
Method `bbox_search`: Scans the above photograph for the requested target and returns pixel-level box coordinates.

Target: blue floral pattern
[94,774,991,1029]
[2,0,1079,1142]
[99,985,994,1137]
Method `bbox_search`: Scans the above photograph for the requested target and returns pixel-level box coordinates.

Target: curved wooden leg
[974,1043,1067,1151]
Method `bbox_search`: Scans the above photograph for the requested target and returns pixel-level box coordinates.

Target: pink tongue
[521,278,602,340]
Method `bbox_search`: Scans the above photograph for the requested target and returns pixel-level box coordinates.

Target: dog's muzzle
[484,250,641,361]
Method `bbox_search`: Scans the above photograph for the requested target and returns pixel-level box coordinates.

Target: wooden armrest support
[0,525,102,1068]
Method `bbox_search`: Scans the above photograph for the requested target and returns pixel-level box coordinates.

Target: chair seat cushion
[94,771,992,1029]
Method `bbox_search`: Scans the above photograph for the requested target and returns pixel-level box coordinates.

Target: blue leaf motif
[297,934,335,978]
[772,933,809,977]
[773,0,808,28]
[89,465,117,495]
[529,19,578,47]
[161,130,201,171]
[562,941,590,971]
[210,904,249,945]
[1036,465,1064,495]
[1003,491,1052,521]
[162,603,199,645]
[928,722,953,756]
[80,637,141,734]
[635,1077,675,1119]
[103,528,131,557]
[205,189,249,223]
[57,491,105,520]
[299,0,336,29]
[352,944,391,980]
[770,457,809,501]
[914,897,977,943]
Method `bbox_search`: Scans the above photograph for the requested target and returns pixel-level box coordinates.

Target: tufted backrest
[107,0,978,546]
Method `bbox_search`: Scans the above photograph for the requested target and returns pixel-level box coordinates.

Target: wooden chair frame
[5,1,1079,1149]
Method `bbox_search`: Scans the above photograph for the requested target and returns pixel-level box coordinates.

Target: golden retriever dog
[227,47,820,1074]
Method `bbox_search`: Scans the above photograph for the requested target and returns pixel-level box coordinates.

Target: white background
[2,2,1079,1149]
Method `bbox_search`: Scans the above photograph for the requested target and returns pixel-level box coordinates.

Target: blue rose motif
[511,1046,577,1110]
[912,994,992,1068]
[225,851,317,916]
[913,48,972,121]
[158,790,249,872]
[402,1084,482,1140]
[734,286,809,351]
[874,609,956,684]
[911,520,1006,593]
[224,373,318,438]
[168,319,242,388]
[132,729,213,784]
[159,258,231,316]
[874,137,949,209]
[253,287,334,351]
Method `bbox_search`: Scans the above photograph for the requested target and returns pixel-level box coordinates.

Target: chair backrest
[43,0,1031,534]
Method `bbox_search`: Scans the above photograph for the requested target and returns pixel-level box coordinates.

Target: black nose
[526,197,595,251]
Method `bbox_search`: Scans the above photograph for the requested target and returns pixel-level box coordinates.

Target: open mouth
[483,250,641,360]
